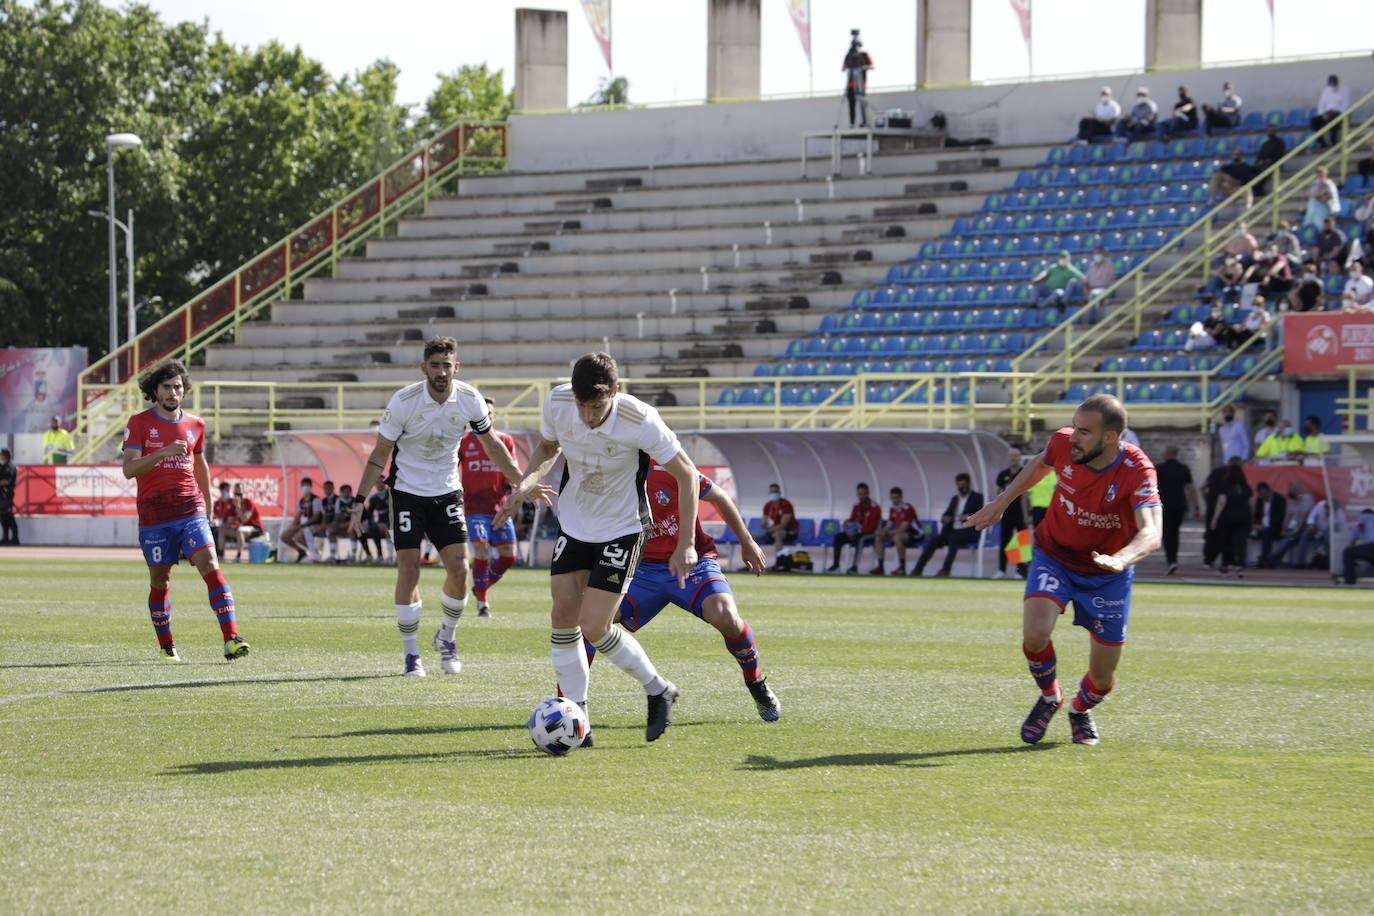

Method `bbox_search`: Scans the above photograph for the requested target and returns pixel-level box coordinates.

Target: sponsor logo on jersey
[148,426,160,439]
[1060,464,1073,479]
[1091,595,1126,609]
[1058,493,1123,529]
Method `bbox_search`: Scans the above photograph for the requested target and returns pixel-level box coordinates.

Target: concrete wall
[1145,0,1202,71]
[917,0,971,87]
[707,0,761,101]
[514,8,567,112]
[508,55,1372,173]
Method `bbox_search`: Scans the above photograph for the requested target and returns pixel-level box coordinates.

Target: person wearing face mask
[1157,84,1198,137]
[1076,86,1120,143]
[1310,74,1350,149]
[280,477,324,563]
[1083,247,1116,299]
[1253,410,1279,453]
[870,486,920,576]
[758,483,799,570]
[911,473,984,578]
[1213,405,1251,464]
[211,481,236,555]
[1288,262,1325,312]
[1029,251,1085,309]
[1254,419,1302,464]
[1113,87,1158,140]
[1202,254,1245,303]
[993,449,1031,580]
[1202,81,1243,133]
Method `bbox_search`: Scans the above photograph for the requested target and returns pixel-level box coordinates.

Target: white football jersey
[541,386,681,542]
[377,380,491,497]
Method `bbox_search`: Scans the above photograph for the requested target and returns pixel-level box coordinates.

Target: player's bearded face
[157,378,183,412]
[423,355,456,395]
[1070,426,1106,464]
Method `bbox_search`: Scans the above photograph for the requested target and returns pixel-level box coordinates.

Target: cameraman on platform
[843,30,874,128]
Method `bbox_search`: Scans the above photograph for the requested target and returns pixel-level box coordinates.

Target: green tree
[581,76,630,107]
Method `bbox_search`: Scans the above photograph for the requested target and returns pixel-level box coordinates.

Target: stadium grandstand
[6,6,1372,584]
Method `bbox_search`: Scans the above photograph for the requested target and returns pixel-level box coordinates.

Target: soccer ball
[527,697,589,755]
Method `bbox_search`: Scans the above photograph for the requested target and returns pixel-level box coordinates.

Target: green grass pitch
[1,559,1371,913]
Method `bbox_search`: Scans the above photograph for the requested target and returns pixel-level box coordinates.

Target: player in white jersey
[349,337,549,676]
[495,353,698,743]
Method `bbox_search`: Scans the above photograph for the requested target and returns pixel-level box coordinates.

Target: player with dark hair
[967,394,1162,746]
[587,461,781,721]
[495,352,694,743]
[121,359,250,661]
[348,337,541,676]
[460,397,519,617]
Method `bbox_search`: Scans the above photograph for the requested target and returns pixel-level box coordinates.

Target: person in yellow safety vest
[1300,415,1330,466]
[42,416,75,465]
[1254,419,1303,464]
[1028,467,1058,531]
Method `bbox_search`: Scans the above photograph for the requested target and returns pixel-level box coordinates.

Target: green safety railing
[73,120,509,463]
[1338,365,1374,433]
[1008,86,1374,439]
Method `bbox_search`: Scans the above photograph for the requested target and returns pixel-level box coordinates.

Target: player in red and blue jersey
[967,394,1161,746]
[121,360,250,662]
[459,398,519,618]
[586,464,780,721]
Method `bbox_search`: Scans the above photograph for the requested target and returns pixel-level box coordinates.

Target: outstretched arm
[966,449,1051,531]
[493,438,561,528]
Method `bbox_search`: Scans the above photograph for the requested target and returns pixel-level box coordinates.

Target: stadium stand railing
[72,121,509,463]
[1338,365,1374,433]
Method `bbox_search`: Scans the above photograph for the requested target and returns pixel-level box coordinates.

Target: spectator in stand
[1202,258,1246,303]
[1076,86,1121,142]
[1314,218,1348,275]
[759,482,799,569]
[1083,246,1117,298]
[1234,296,1274,349]
[1246,246,1292,300]
[1159,84,1199,137]
[1255,123,1287,169]
[1253,410,1279,453]
[1250,481,1286,565]
[828,482,881,574]
[1223,220,1260,265]
[1300,415,1330,465]
[1208,148,1261,206]
[1185,301,1227,352]
[1214,404,1250,463]
[992,448,1031,580]
[1156,445,1201,575]
[1310,74,1350,149]
[911,473,984,578]
[1302,165,1340,229]
[1266,495,1331,568]
[1338,508,1374,585]
[1260,480,1314,566]
[1029,251,1085,308]
[1255,418,1303,464]
[870,486,920,576]
[1287,262,1325,312]
[1202,81,1243,133]
[1343,289,1374,314]
[1115,88,1158,139]
[1343,260,1374,307]
[0,448,17,546]
[1208,461,1253,577]
[1266,220,1304,267]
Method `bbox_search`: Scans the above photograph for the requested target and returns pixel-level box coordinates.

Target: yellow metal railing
[1338,365,1374,433]
[73,121,509,463]
[1008,88,1374,438]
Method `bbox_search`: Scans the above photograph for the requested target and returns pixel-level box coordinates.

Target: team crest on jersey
[187,430,197,445]
[655,489,671,506]
[1105,483,1117,502]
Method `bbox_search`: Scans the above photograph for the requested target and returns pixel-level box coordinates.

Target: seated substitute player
[966,393,1162,747]
[758,482,799,570]
[211,481,235,554]
[222,483,265,562]
[280,479,323,563]
[495,352,693,743]
[327,483,358,564]
[587,461,781,721]
[348,337,538,677]
[121,359,250,662]
[360,482,394,565]
[459,397,519,618]
[870,486,920,576]
[827,482,881,574]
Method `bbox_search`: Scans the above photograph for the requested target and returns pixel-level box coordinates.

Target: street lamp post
[91,209,135,344]
[105,132,142,354]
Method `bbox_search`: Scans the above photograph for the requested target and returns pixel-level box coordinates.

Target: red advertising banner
[13,465,314,517]
[1283,312,1374,373]
[1244,465,1374,525]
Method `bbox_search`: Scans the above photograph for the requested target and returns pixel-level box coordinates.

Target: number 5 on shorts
[398,510,412,532]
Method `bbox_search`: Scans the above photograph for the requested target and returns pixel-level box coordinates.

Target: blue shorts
[466,513,516,546]
[1025,551,1133,645]
[139,514,215,568]
[619,557,732,632]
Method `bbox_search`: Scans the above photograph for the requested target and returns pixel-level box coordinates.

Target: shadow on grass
[9,672,395,699]
[740,743,1057,770]
[0,660,169,669]
[309,720,710,740]
[164,746,550,774]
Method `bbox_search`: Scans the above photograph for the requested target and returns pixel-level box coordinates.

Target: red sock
[202,569,238,641]
[1071,673,1112,712]
[1022,641,1060,700]
[472,558,489,602]
[148,587,173,648]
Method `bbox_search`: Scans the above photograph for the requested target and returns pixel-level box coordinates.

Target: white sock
[304,528,317,559]
[551,627,588,704]
[439,591,466,641]
[339,537,353,561]
[591,626,667,695]
[396,602,421,656]
[383,539,395,561]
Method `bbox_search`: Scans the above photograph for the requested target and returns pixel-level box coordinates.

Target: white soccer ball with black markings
[527,697,589,755]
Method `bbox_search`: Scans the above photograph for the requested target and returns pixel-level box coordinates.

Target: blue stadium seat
[716,387,738,405]
[1285,107,1309,128]
[753,364,773,377]
[1127,331,1159,351]
[1061,383,1088,403]
[1176,381,1201,402]
[1161,303,1192,325]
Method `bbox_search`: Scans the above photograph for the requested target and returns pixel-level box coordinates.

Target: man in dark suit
[912,472,985,577]
[1250,481,1286,568]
